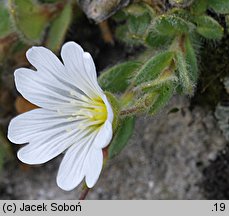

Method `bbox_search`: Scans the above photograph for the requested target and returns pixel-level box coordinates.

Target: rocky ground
[0,95,227,199]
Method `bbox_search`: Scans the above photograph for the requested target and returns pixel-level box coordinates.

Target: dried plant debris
[215,77,229,141]
[77,0,130,22]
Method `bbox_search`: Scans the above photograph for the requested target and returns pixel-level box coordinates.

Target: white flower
[7,42,114,191]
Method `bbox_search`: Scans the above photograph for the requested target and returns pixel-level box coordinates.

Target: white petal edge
[61,41,102,99]
[93,120,113,149]
[56,131,96,191]
[85,147,103,188]
[17,128,77,164]
[14,68,73,109]
[101,94,114,124]
[26,46,65,78]
[8,108,77,144]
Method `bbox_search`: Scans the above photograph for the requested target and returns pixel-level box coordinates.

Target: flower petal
[94,120,113,149]
[85,147,103,188]
[8,108,78,144]
[14,68,73,109]
[61,41,102,98]
[17,46,90,109]
[56,131,96,191]
[17,127,78,164]
[101,94,114,123]
[26,46,65,77]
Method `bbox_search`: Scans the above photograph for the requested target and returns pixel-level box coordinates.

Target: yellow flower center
[84,97,107,123]
[69,95,108,130]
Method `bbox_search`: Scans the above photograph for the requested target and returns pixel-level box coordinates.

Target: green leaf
[145,30,173,48]
[99,61,141,93]
[208,0,229,14]
[134,51,175,85]
[125,3,156,18]
[148,82,175,115]
[0,5,12,38]
[108,117,135,159]
[9,0,51,43]
[185,36,198,83]
[226,15,229,33]
[129,13,151,36]
[153,14,195,36]
[190,0,208,15]
[46,4,72,52]
[115,7,152,45]
[112,10,127,22]
[176,51,193,94]
[195,15,224,40]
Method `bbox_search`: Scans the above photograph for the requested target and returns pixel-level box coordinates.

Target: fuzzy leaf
[176,51,193,94]
[195,15,224,40]
[185,36,198,83]
[125,3,156,18]
[148,82,175,115]
[0,5,12,38]
[190,0,208,15]
[46,4,72,52]
[153,14,195,36]
[99,61,141,93]
[108,117,135,158]
[129,13,151,36]
[115,4,153,45]
[145,30,173,48]
[226,15,229,33]
[208,0,229,14]
[9,0,50,43]
[134,51,175,85]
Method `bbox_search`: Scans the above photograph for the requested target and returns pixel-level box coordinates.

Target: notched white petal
[26,46,65,74]
[56,132,96,191]
[61,41,102,98]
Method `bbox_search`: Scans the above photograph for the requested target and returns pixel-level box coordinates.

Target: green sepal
[153,14,195,36]
[208,0,229,14]
[108,116,135,159]
[147,82,175,115]
[0,5,12,38]
[195,15,224,40]
[134,51,175,85]
[104,92,120,132]
[99,61,141,93]
[46,4,72,52]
